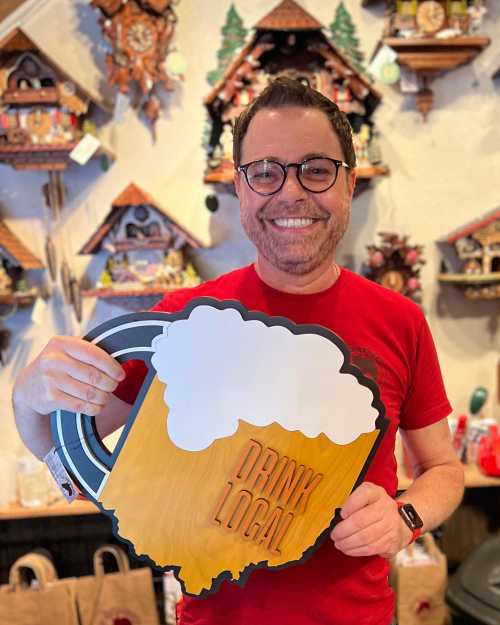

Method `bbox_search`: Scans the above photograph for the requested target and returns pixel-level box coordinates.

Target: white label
[31,297,47,325]
[44,447,79,503]
[69,133,101,165]
[113,92,130,123]
[400,67,419,94]
[368,44,398,79]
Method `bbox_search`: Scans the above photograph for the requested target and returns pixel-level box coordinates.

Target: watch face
[126,21,155,53]
[416,1,446,34]
[399,503,424,530]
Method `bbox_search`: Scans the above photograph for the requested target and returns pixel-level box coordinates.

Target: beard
[240,198,351,276]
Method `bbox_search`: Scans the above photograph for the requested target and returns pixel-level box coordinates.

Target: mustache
[257,203,330,221]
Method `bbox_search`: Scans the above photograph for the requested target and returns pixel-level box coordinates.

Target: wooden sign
[51,299,388,596]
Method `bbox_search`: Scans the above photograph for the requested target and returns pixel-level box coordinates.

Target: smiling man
[13,77,463,625]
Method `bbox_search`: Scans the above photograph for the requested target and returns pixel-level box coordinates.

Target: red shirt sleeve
[112,290,190,405]
[400,315,452,430]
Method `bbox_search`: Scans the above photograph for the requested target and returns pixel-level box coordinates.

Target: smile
[270,218,320,228]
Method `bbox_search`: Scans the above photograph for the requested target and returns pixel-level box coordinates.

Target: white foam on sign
[151,305,379,451]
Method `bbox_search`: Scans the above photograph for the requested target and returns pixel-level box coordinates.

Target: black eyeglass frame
[236,157,350,196]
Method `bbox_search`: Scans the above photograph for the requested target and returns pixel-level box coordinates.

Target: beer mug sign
[51,298,388,596]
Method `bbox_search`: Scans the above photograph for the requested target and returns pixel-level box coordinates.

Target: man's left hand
[330,482,413,559]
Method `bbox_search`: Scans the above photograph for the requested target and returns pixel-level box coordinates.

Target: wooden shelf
[398,463,500,491]
[0,499,99,520]
[438,272,500,284]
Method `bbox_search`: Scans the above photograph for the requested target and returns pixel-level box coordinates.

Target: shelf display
[203,0,388,195]
[437,207,500,300]
[80,183,203,310]
[0,218,44,307]
[367,1,490,119]
[361,231,425,303]
[91,0,183,129]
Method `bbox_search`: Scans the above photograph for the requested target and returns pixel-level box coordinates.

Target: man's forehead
[242,106,343,161]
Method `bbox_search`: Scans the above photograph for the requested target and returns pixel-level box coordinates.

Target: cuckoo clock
[0,219,44,308]
[366,1,490,119]
[362,232,425,303]
[91,0,182,129]
[203,0,389,197]
[437,207,500,300]
[80,183,203,310]
[0,26,114,216]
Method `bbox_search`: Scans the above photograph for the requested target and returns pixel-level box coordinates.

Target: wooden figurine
[362,232,425,303]
[437,207,500,300]
[366,1,490,119]
[0,219,44,307]
[80,183,203,310]
[204,0,389,195]
[91,0,182,129]
[51,301,388,595]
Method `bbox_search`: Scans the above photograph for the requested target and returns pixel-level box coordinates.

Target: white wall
[1,0,499,502]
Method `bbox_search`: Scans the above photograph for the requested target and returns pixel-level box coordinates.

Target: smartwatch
[397,501,423,543]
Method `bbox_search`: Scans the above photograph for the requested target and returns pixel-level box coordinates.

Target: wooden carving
[92,0,181,127]
[51,300,388,596]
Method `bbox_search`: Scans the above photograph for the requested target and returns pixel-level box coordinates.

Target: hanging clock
[380,269,405,293]
[416,1,446,35]
[91,0,181,128]
[124,20,157,55]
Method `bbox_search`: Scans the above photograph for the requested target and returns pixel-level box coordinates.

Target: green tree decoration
[207,4,248,86]
[329,2,366,74]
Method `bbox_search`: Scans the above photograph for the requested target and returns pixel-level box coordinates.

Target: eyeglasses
[236,157,350,196]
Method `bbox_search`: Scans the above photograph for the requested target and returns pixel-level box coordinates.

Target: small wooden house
[0,218,43,305]
[204,0,387,192]
[437,208,500,300]
[80,183,204,310]
[0,1,114,171]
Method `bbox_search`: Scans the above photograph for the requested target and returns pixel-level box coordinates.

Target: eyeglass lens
[245,158,339,194]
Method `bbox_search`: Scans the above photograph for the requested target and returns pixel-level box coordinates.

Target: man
[13,77,464,625]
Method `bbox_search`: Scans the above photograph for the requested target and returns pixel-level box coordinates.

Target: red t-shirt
[114,264,452,625]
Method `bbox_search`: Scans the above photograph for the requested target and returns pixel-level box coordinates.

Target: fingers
[54,336,125,382]
[340,482,384,519]
[331,505,385,542]
[50,388,105,417]
[332,517,386,553]
[57,374,112,408]
[53,353,120,393]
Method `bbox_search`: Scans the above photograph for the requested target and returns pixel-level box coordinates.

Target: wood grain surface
[101,376,380,595]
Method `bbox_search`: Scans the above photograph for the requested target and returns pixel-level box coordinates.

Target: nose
[278,165,308,200]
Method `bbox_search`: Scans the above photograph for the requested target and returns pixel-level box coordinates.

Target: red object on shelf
[477,425,500,476]
[452,414,468,463]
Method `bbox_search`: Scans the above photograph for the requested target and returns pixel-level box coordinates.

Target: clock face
[416,1,446,34]
[125,21,155,54]
[26,107,52,137]
[380,270,405,293]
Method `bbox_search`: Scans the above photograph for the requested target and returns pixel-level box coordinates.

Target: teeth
[273,218,314,228]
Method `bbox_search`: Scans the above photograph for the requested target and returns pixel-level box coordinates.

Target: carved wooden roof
[0,0,28,24]
[255,0,323,31]
[0,219,43,268]
[79,183,204,254]
[441,208,500,244]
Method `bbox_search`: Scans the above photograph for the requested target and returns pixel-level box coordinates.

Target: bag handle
[8,553,57,590]
[93,545,130,577]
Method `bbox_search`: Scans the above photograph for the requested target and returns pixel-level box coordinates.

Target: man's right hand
[12,336,127,459]
[14,336,125,417]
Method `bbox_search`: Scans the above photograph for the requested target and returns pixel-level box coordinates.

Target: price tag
[69,133,101,165]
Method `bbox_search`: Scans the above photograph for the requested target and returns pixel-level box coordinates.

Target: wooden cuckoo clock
[437,207,500,300]
[204,0,389,197]
[80,183,204,310]
[365,1,490,119]
[91,0,182,129]
[362,232,425,303]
